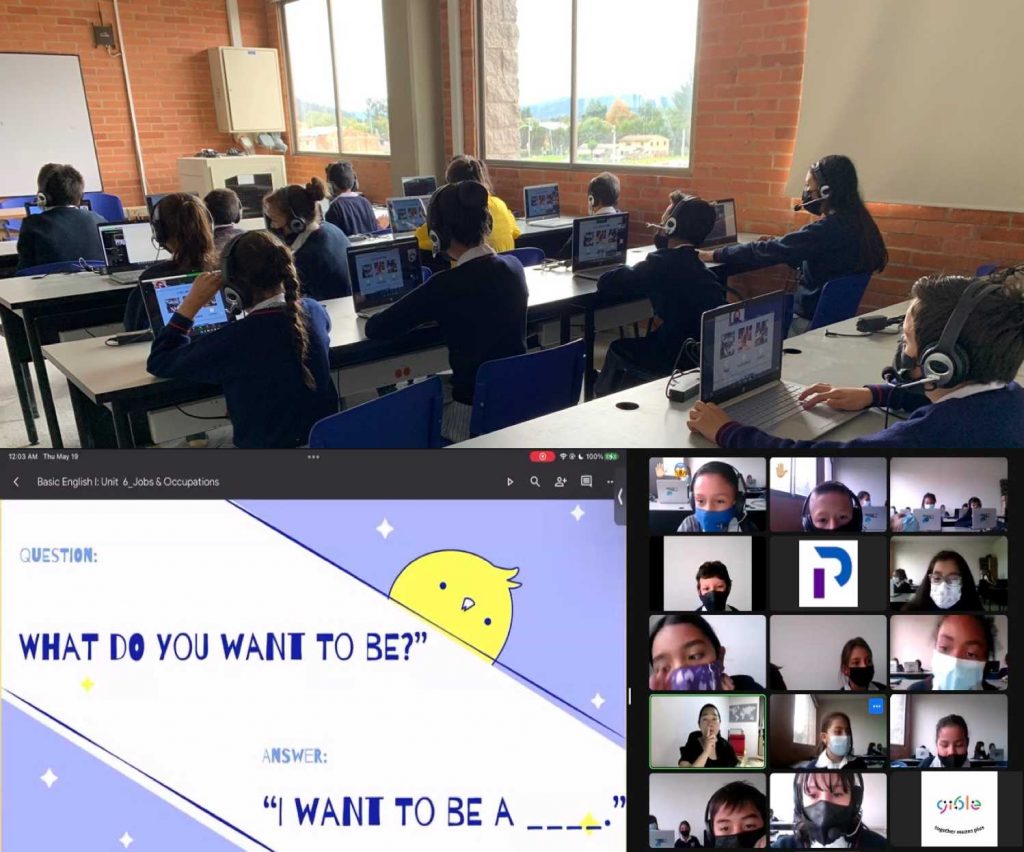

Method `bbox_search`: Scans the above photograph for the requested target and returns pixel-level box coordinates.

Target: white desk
[0,240,18,256]
[454,303,913,448]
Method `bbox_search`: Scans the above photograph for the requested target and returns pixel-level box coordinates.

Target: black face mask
[700,590,730,612]
[654,232,669,251]
[802,801,857,845]
[846,665,875,688]
[800,189,825,216]
[939,753,967,768]
[713,827,765,848]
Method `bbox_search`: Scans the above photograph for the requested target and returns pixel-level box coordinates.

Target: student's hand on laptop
[687,400,733,442]
[798,383,873,412]
[697,250,715,264]
[178,272,224,319]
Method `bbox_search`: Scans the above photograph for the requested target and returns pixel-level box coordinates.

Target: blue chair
[15,260,104,277]
[469,339,585,437]
[976,263,999,276]
[0,195,37,233]
[501,246,545,267]
[421,266,432,283]
[82,192,125,222]
[807,272,872,330]
[308,376,443,448]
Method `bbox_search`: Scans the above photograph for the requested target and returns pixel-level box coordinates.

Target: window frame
[279,0,390,159]
[475,0,702,175]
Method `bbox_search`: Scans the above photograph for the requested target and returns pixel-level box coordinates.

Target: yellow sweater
[414,194,521,253]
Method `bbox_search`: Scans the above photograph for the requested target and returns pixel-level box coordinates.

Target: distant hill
[525,94,673,121]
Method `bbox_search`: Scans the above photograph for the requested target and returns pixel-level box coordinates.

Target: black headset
[703,782,768,848]
[800,481,863,532]
[151,193,214,249]
[791,771,864,843]
[687,461,747,515]
[808,160,832,203]
[663,194,698,240]
[893,277,1003,389]
[219,231,247,314]
[283,186,309,235]
[426,181,490,257]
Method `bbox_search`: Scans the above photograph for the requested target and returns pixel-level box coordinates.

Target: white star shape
[40,768,58,788]
[119,832,134,849]
[376,518,395,540]
[591,692,606,710]
[570,504,586,522]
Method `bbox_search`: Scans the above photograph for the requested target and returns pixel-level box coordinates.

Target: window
[890,694,906,746]
[282,0,390,156]
[479,0,699,168]
[792,693,817,746]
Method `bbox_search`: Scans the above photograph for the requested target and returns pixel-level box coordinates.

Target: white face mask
[828,735,851,757]
[930,582,962,609]
[931,649,985,691]
[811,840,851,849]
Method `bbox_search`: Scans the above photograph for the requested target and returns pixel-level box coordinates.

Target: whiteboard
[0,53,103,197]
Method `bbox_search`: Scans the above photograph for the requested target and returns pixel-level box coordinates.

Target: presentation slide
[711,307,775,392]
[577,219,626,265]
[357,250,407,298]
[2,494,625,851]
[151,278,229,330]
[526,186,559,218]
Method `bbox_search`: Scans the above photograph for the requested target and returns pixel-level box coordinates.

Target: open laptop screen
[98,222,160,270]
[571,212,629,273]
[140,272,231,337]
[387,197,427,233]
[401,175,437,198]
[347,238,422,311]
[704,198,738,247]
[523,183,560,220]
[700,291,786,404]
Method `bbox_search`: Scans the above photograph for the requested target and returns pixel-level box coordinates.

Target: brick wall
[455,0,1024,312]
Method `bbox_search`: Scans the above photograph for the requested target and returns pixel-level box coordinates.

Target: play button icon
[507,477,514,487]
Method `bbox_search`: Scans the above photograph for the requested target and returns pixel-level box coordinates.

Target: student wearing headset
[364,180,528,443]
[123,193,218,331]
[677,461,760,532]
[146,230,336,448]
[554,172,622,260]
[412,155,520,254]
[593,191,726,396]
[702,780,768,848]
[688,269,1024,448]
[698,155,888,335]
[263,179,351,301]
[773,772,885,848]
[204,188,245,255]
[801,482,863,532]
[324,161,378,237]
[16,163,107,272]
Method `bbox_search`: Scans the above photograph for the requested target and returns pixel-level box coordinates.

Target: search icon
[530,475,541,487]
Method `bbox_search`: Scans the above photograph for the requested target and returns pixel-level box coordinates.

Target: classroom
[2,0,1021,449]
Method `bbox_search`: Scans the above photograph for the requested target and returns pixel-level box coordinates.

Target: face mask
[695,507,736,532]
[931,649,985,691]
[938,753,967,768]
[680,829,690,838]
[827,735,850,757]
[803,801,857,846]
[846,665,875,689]
[809,840,850,849]
[800,189,825,215]
[654,232,669,251]
[713,828,765,848]
[924,502,936,509]
[930,582,962,610]
[700,590,730,612]
[668,660,725,691]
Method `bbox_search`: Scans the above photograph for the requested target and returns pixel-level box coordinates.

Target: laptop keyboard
[722,381,807,429]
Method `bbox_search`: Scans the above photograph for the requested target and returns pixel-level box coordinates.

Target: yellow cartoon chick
[389,550,520,664]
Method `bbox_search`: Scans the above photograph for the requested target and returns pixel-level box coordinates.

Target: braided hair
[224,231,316,390]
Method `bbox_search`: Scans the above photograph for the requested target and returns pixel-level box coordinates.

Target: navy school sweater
[715,382,1024,449]
[712,212,870,320]
[596,246,726,371]
[16,207,107,271]
[146,298,338,448]
[363,253,528,404]
[325,194,379,237]
[292,222,352,301]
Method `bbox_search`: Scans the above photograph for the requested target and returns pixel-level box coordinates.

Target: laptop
[571,212,630,280]
[347,237,422,318]
[655,480,688,503]
[98,221,161,284]
[139,272,233,338]
[698,291,861,440]
[912,508,943,532]
[861,506,886,531]
[704,198,739,247]
[24,199,92,216]
[972,508,998,531]
[990,748,1006,761]
[523,183,575,228]
[401,175,437,198]
[386,196,427,234]
[649,830,676,848]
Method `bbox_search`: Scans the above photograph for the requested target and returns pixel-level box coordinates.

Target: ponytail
[275,246,316,391]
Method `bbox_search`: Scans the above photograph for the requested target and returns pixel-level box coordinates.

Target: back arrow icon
[13,477,19,488]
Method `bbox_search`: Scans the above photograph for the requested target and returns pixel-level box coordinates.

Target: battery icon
[604,452,619,461]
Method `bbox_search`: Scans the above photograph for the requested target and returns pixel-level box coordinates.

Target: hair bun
[456,180,488,209]
[306,177,327,202]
